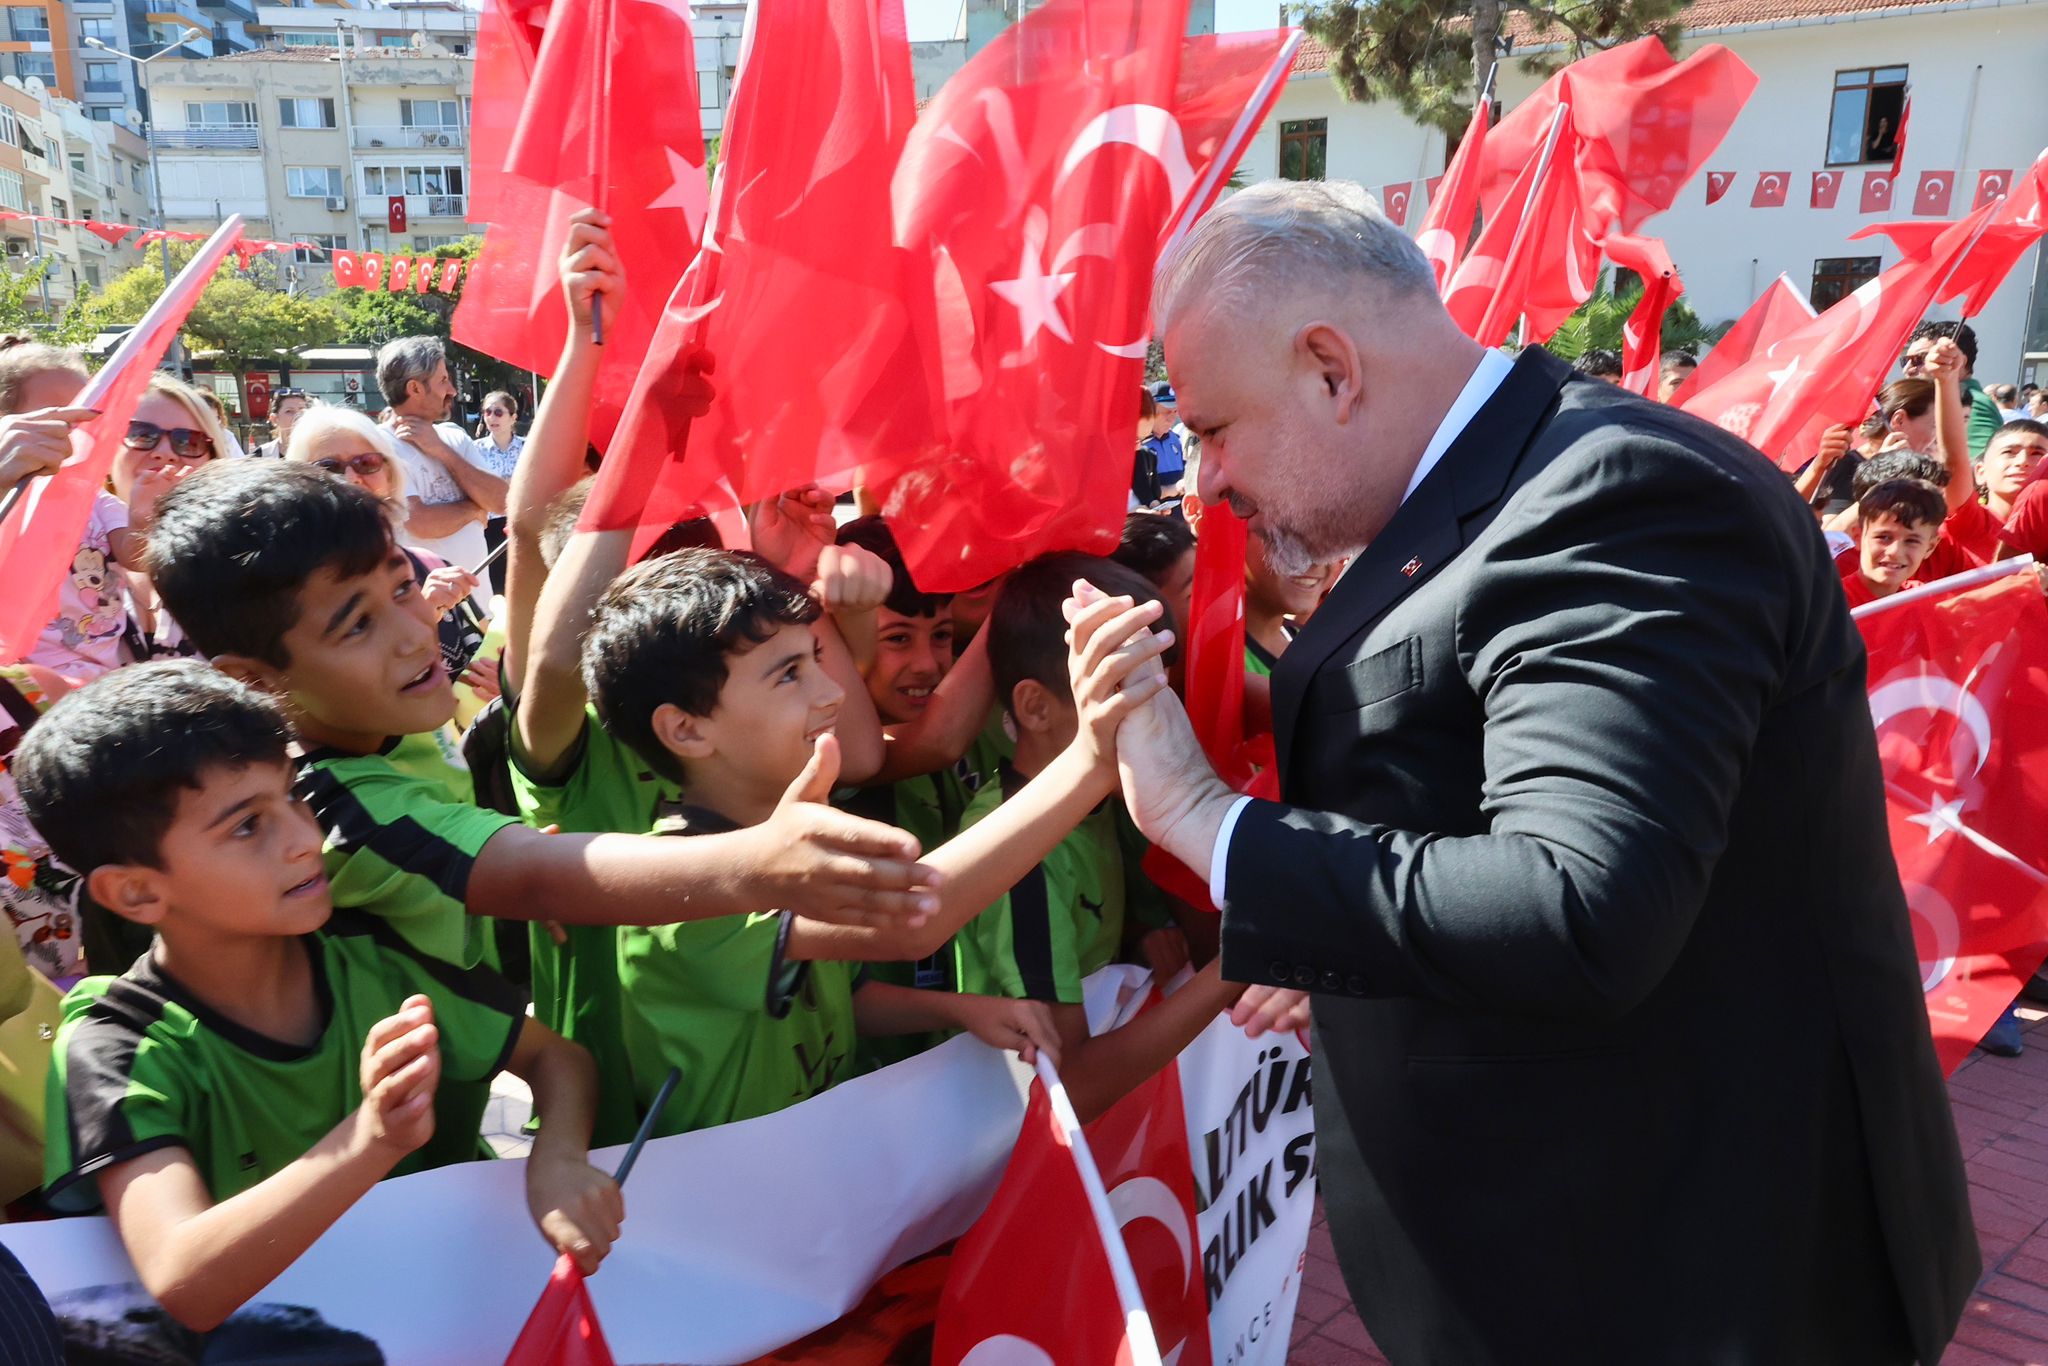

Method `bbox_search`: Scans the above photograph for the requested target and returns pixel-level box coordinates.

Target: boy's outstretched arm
[94,996,443,1332]
[507,1018,622,1275]
[852,982,1063,1066]
[786,597,1175,964]
[1051,961,1242,1126]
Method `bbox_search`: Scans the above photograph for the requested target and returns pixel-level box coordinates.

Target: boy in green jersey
[139,460,943,984]
[582,547,1220,1131]
[18,662,620,1332]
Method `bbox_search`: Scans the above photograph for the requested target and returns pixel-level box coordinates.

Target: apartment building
[0,70,147,308]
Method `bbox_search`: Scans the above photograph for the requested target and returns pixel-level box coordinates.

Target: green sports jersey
[840,776,963,1071]
[952,764,1131,1004]
[43,912,523,1213]
[295,731,518,971]
[618,806,859,1135]
[509,707,677,1146]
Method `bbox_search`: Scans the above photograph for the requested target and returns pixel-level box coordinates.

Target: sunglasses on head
[312,451,387,478]
[122,421,214,459]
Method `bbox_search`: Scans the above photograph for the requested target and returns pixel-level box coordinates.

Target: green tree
[1539,270,1727,361]
[1300,0,1689,138]
[0,258,96,345]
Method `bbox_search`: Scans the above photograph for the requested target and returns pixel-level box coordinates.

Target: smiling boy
[1840,479,1948,609]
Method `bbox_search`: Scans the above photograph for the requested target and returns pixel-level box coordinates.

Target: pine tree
[1300,0,1691,138]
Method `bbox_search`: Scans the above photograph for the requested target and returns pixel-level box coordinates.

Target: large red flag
[1416,93,1492,293]
[866,0,1197,592]
[1677,198,1998,469]
[504,1253,618,1366]
[0,217,244,662]
[935,1063,1166,1366]
[464,0,546,226]
[1851,150,2048,318]
[585,0,925,547]
[1667,272,1814,407]
[1607,234,1682,397]
[1443,103,1580,346]
[1853,562,2048,1073]
[1158,30,1304,257]
[452,0,706,449]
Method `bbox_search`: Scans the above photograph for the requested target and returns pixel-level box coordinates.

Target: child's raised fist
[813,542,894,616]
[354,994,441,1159]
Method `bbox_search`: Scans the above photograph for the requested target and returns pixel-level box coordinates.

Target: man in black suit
[1070,180,1977,1364]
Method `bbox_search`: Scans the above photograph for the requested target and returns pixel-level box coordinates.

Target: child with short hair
[18,661,619,1331]
[1112,512,1196,639]
[582,546,1205,1132]
[1841,479,1948,609]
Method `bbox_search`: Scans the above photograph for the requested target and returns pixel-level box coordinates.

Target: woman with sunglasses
[474,390,524,595]
[287,405,499,700]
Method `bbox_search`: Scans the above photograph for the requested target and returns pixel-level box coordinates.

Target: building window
[185,100,257,127]
[85,60,118,83]
[279,98,337,129]
[67,153,83,177]
[83,264,99,289]
[129,163,145,191]
[8,8,49,42]
[1811,256,1881,312]
[411,234,460,250]
[377,33,408,47]
[295,232,347,263]
[360,164,465,197]
[0,106,15,149]
[445,41,468,56]
[79,16,113,41]
[1278,118,1327,181]
[399,98,460,129]
[1826,67,1906,167]
[13,53,55,84]
[699,70,718,109]
[286,166,345,199]
[48,196,65,218]
[0,168,23,213]
[281,32,339,47]
[89,106,112,121]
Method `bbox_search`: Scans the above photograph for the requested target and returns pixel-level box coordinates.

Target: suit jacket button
[1294,966,1317,988]
[1347,974,1367,996]
[1321,971,1342,991]
[1270,960,1291,983]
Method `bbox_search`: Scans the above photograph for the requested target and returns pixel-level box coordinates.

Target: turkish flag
[1677,197,1998,468]
[452,0,706,451]
[1915,170,1955,218]
[587,0,922,548]
[387,256,413,292]
[1416,94,1492,292]
[331,250,361,288]
[1975,169,2016,211]
[1705,171,1734,204]
[465,0,546,225]
[504,1254,618,1366]
[1666,271,1814,406]
[867,0,1213,591]
[1159,29,1303,253]
[0,219,243,661]
[934,1069,1168,1366]
[437,257,463,292]
[1861,171,1897,214]
[1751,172,1789,208]
[1853,565,2048,1073]
[1443,104,1594,346]
[1380,181,1413,226]
[1891,95,1912,179]
[359,252,386,290]
[1853,154,2048,318]
[82,220,132,246]
[1605,233,1681,397]
[1811,170,1844,209]
[386,194,407,235]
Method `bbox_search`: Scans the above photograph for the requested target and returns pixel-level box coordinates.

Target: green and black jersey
[294,731,519,970]
[43,911,525,1213]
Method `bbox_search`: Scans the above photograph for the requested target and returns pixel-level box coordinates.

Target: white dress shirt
[1208,347,1515,908]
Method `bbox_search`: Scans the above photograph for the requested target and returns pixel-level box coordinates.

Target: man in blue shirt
[1142,382,1186,497]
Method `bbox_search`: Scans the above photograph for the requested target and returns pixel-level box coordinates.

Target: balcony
[359,192,466,221]
[8,25,51,44]
[144,0,212,28]
[151,127,259,150]
[83,81,126,96]
[352,123,465,151]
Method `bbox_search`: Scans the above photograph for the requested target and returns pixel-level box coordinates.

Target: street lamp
[86,26,207,370]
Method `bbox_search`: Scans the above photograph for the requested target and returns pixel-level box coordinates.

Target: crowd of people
[0,186,2038,1347]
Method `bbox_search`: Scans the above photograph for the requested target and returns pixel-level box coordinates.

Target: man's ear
[651,701,715,762]
[1296,322,1363,421]
[1009,678,1058,736]
[85,864,172,928]
[211,652,289,697]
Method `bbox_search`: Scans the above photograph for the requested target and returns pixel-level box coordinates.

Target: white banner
[3,969,1315,1365]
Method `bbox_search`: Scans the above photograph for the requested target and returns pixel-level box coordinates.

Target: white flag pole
[1850,554,2035,620]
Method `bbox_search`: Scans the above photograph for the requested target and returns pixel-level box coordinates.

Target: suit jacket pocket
[1312,635,1423,715]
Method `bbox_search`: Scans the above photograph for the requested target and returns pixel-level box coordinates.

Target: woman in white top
[474,390,523,593]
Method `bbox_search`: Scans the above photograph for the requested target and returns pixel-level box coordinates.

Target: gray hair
[1154,180,1435,334]
[375,335,445,409]
[285,402,408,502]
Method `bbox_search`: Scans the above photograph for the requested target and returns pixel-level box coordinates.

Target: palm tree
[1540,269,1728,361]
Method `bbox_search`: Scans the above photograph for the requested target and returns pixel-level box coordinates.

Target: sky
[899,0,1285,41]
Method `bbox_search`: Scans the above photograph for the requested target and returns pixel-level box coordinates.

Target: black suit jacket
[1222,349,1977,1365]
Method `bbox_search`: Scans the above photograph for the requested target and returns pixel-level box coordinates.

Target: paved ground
[1286,1002,2048,1365]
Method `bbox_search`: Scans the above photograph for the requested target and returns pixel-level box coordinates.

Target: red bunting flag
[1861,171,1897,215]
[437,257,463,292]
[0,218,245,661]
[453,0,706,451]
[1975,169,2016,212]
[81,220,132,246]
[360,252,386,289]
[1890,95,1912,179]
[504,1253,617,1366]
[1380,181,1413,226]
[1416,93,1492,292]
[1605,233,1682,397]
[414,257,434,293]
[1666,271,1814,407]
[1852,152,2048,318]
[1853,562,2048,1073]
[1915,170,1955,218]
[1705,171,1734,205]
[388,256,413,292]
[1811,170,1844,210]
[934,1064,1167,1366]
[1678,197,1999,468]
[1751,172,1789,208]
[331,250,361,287]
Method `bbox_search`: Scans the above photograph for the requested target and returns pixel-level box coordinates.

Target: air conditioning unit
[431,133,450,147]
[325,196,346,211]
